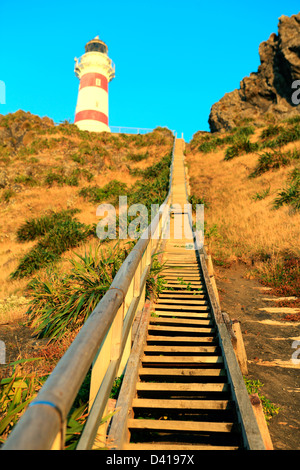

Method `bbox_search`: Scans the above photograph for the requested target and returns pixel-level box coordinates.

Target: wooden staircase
[108,137,265,451]
[122,251,242,450]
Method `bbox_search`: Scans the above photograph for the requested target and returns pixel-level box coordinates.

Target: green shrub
[244,378,280,422]
[126,151,149,162]
[14,174,38,187]
[249,149,300,178]
[1,189,15,203]
[16,209,80,242]
[145,254,166,299]
[273,167,300,211]
[12,216,94,279]
[188,194,209,210]
[224,137,259,160]
[232,125,255,137]
[260,124,282,140]
[26,242,134,340]
[261,123,300,149]
[44,170,66,186]
[251,187,270,201]
[79,180,128,204]
[0,360,43,443]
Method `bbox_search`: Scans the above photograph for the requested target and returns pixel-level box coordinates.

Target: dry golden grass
[185,132,300,265]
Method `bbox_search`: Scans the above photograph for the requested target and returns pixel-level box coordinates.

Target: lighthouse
[74,36,115,132]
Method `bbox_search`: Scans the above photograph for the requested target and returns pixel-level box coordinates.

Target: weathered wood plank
[150,317,212,325]
[132,398,233,410]
[161,290,204,294]
[150,311,210,319]
[127,419,234,433]
[124,443,239,450]
[156,299,208,305]
[138,367,226,377]
[144,345,219,353]
[147,325,215,334]
[146,335,216,343]
[159,293,205,299]
[141,355,224,364]
[153,305,210,312]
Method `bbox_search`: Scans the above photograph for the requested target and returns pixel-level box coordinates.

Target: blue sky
[0,1,299,142]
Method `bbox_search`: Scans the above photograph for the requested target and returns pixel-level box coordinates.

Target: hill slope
[186,120,300,450]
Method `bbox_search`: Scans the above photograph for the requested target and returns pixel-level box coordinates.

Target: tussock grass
[224,137,259,160]
[273,167,300,211]
[249,149,300,178]
[260,122,300,149]
[189,126,255,154]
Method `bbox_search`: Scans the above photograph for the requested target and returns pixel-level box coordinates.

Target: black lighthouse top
[85,37,108,54]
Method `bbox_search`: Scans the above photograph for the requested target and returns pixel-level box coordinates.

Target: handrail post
[117,279,134,376]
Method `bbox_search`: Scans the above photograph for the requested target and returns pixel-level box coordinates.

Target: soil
[0,321,46,365]
[215,262,300,451]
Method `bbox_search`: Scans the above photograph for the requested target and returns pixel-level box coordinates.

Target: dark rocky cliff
[209,12,300,132]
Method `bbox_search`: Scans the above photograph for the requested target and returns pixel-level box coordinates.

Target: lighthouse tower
[74,36,115,132]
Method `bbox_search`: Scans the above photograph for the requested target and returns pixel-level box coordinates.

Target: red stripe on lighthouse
[79,73,108,92]
[74,110,108,125]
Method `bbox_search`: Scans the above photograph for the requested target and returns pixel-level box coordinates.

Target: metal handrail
[2,136,177,451]
[110,126,176,135]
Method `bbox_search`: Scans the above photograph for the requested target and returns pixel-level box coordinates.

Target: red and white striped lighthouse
[74,36,115,132]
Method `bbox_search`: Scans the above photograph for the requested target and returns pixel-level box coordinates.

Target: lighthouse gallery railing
[2,137,176,451]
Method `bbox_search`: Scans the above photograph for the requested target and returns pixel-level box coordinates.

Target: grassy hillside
[185,116,300,299]
[0,111,174,446]
[0,111,173,301]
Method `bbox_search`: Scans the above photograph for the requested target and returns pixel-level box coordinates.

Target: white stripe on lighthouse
[75,86,108,115]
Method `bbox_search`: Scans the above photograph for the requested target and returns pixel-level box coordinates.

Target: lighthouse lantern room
[74,36,115,132]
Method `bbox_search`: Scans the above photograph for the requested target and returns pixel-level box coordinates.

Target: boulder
[209,13,300,132]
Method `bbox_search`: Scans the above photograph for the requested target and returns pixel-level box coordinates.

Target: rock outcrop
[209,12,300,132]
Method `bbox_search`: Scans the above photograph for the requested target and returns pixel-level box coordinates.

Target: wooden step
[156,299,208,305]
[136,382,230,393]
[144,345,219,354]
[138,367,226,377]
[147,325,215,334]
[150,311,210,319]
[162,270,201,274]
[153,305,210,312]
[146,335,216,343]
[165,280,202,284]
[127,418,234,433]
[124,443,239,450]
[159,294,206,299]
[132,398,233,410]
[150,317,213,326]
[161,289,204,294]
[165,283,203,288]
[163,275,202,280]
[141,355,224,364]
